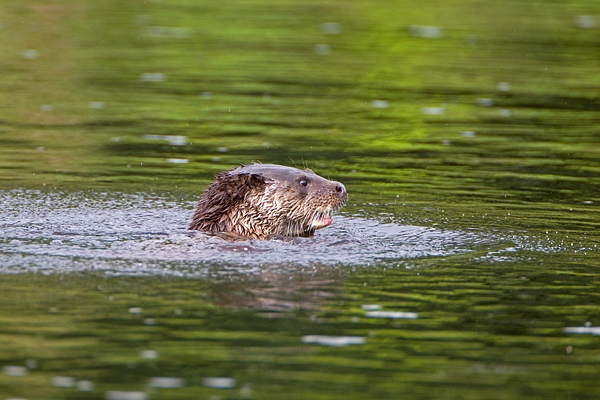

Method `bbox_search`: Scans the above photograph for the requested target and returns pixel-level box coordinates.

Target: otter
[189,163,347,239]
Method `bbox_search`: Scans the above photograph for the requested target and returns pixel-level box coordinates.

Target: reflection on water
[1,190,598,399]
[1,0,600,398]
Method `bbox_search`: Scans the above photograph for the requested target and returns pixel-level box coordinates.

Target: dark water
[1,0,600,399]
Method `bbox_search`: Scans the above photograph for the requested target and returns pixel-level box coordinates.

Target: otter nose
[333,182,347,200]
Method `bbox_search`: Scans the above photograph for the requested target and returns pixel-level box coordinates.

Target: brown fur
[189,164,347,239]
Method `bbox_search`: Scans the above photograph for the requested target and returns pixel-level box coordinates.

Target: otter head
[189,163,348,239]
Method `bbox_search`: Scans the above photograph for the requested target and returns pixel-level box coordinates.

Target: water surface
[0,190,497,275]
[1,0,600,399]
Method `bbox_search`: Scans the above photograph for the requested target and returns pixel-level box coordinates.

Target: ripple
[0,190,513,276]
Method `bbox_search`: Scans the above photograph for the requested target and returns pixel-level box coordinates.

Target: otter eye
[299,178,308,187]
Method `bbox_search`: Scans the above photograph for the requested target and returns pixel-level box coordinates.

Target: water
[1,0,600,399]
[1,192,597,399]
[0,190,494,276]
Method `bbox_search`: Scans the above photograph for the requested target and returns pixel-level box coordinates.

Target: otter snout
[333,181,347,203]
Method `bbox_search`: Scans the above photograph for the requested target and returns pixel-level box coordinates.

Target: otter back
[189,164,347,239]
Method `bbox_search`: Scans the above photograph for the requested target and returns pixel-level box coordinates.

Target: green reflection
[1,0,600,398]
[1,255,600,399]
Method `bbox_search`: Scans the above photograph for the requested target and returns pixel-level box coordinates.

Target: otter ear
[247,173,266,188]
[200,172,266,209]
[190,171,267,229]
[191,170,272,231]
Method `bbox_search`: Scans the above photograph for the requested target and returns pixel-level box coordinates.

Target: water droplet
[51,376,75,388]
[321,22,342,35]
[361,304,382,311]
[422,107,444,115]
[202,377,236,389]
[88,101,105,109]
[105,391,148,400]
[301,335,366,347]
[3,366,29,376]
[166,158,189,164]
[314,44,331,55]
[22,49,39,59]
[371,100,389,108]
[77,380,94,392]
[364,311,418,319]
[140,73,165,82]
[497,82,511,92]
[149,377,185,388]
[140,350,158,359]
[408,25,443,38]
[575,15,597,29]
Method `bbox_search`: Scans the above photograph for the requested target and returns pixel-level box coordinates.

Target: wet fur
[189,164,347,239]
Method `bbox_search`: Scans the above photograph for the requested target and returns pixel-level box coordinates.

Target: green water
[1,0,600,398]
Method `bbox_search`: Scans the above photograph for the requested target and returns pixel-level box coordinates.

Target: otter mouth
[310,210,334,229]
